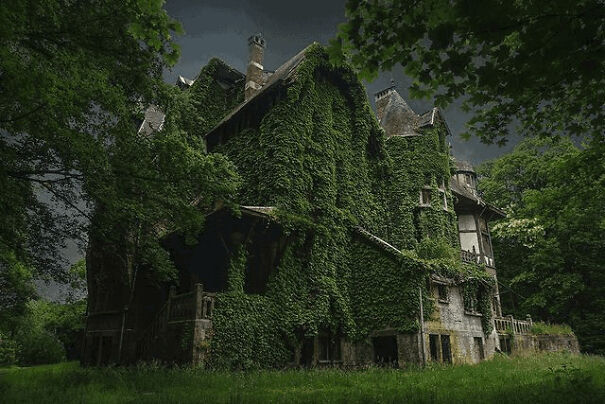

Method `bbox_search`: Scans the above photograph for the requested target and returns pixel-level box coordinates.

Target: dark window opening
[474,337,485,360]
[421,189,432,206]
[300,337,314,366]
[440,335,452,363]
[437,284,449,303]
[372,336,398,367]
[318,335,341,363]
[481,233,493,257]
[429,334,440,362]
[499,336,512,354]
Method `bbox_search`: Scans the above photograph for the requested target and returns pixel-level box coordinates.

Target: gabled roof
[205,45,312,141]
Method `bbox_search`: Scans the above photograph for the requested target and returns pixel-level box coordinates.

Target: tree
[332,0,604,144]
[478,137,605,354]
[0,0,239,295]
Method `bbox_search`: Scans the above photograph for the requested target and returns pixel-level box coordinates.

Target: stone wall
[424,283,497,364]
[505,334,580,356]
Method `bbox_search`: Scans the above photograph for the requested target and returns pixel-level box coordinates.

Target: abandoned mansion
[83,35,579,367]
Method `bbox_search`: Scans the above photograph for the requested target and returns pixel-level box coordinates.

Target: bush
[415,237,459,260]
[16,330,66,366]
[531,322,574,335]
[0,332,17,366]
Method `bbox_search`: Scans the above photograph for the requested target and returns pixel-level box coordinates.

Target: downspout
[419,287,427,366]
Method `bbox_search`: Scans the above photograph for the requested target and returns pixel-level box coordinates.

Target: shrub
[0,332,17,366]
[531,322,574,335]
[16,330,66,366]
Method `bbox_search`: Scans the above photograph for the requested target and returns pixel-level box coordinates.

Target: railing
[495,315,533,335]
[461,250,480,264]
[460,250,495,268]
[137,283,216,359]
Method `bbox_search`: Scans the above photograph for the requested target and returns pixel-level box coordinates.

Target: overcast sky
[39,0,520,300]
[163,0,519,164]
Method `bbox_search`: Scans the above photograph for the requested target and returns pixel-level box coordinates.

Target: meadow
[1,353,604,403]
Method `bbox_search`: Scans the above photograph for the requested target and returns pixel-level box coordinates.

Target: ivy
[189,44,496,368]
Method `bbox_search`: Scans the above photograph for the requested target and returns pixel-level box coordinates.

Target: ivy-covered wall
[381,129,459,251]
[182,44,494,368]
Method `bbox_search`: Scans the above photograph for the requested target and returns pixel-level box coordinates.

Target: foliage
[531,322,574,336]
[0,0,243,315]
[333,0,604,144]
[0,331,17,366]
[2,354,605,402]
[205,45,495,368]
[478,137,605,354]
[0,252,36,333]
[16,328,66,366]
[10,298,86,365]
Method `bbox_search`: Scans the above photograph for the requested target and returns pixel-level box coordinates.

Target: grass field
[1,353,604,403]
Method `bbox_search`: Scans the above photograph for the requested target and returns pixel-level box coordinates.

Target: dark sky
[163,0,519,164]
[39,0,519,300]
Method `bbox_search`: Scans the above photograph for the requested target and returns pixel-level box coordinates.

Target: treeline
[478,137,605,354]
[0,261,86,366]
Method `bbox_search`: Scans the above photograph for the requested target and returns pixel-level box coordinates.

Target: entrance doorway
[372,336,398,367]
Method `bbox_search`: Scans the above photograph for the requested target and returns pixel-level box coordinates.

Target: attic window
[420,189,431,206]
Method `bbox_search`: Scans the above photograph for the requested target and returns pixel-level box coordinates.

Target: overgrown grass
[1,353,604,403]
[531,322,574,335]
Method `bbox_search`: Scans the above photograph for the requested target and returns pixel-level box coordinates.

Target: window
[499,336,512,354]
[440,335,452,363]
[474,337,485,360]
[318,336,341,363]
[437,284,449,303]
[481,233,493,258]
[429,334,440,362]
[429,334,452,363]
[420,189,432,206]
[373,336,398,367]
[464,173,472,186]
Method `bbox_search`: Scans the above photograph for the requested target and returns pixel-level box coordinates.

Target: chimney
[245,33,266,101]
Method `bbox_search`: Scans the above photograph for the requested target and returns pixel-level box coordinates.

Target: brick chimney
[245,33,266,101]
